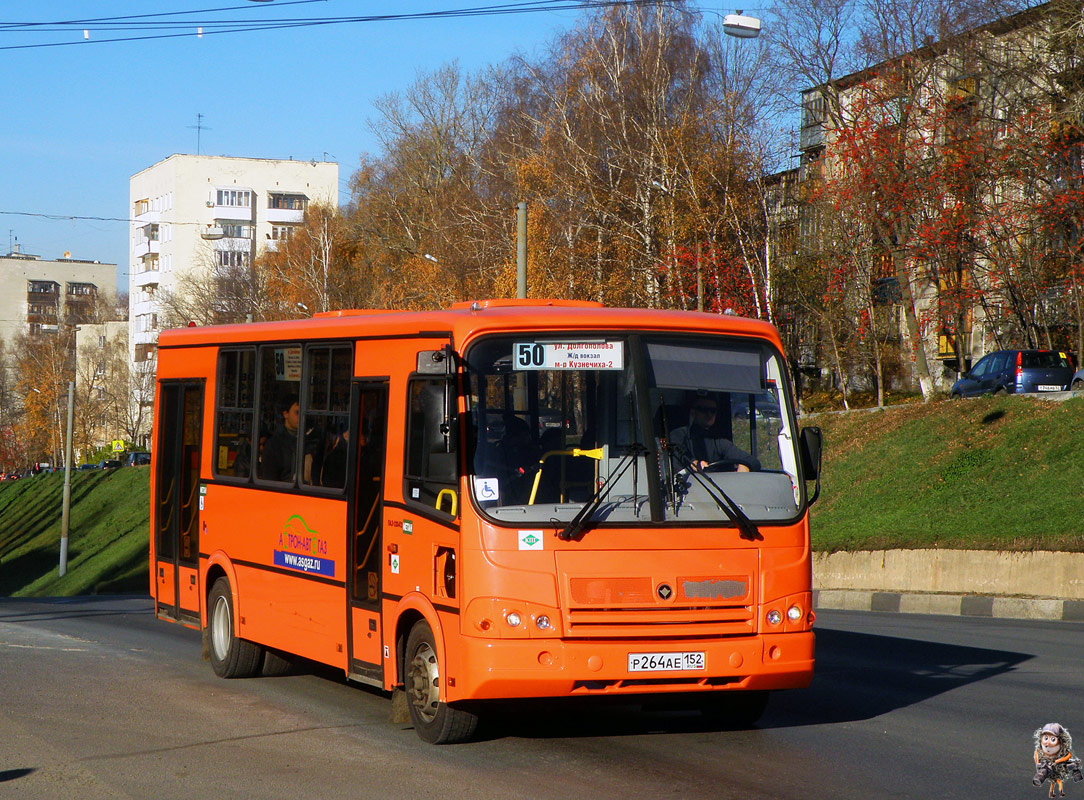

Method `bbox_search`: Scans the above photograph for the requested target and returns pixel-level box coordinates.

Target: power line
[0,209,215,227]
[0,1,679,52]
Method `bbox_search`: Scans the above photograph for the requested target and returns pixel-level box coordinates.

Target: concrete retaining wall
[812,549,1084,622]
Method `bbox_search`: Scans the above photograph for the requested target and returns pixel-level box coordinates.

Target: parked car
[950,349,1075,398]
[125,451,151,467]
[97,459,122,469]
[77,463,98,471]
[1072,367,1084,393]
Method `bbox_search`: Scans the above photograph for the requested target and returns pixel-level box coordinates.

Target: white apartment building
[128,154,339,363]
[0,246,117,347]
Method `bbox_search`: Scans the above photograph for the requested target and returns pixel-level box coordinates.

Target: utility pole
[516,202,527,299]
[59,380,74,577]
[696,242,704,312]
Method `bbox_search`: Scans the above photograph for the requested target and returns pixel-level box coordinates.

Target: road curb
[813,589,1084,622]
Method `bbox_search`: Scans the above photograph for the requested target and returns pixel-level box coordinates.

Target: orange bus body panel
[201,484,349,668]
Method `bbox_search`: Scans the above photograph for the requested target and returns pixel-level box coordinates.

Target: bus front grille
[565,604,754,638]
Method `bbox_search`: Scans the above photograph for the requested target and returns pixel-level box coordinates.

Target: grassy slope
[0,468,150,597]
[809,394,1084,552]
[0,394,1081,597]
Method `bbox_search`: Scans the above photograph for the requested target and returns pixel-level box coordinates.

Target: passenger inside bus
[260,395,299,481]
[319,424,349,489]
[495,414,540,502]
[668,391,759,472]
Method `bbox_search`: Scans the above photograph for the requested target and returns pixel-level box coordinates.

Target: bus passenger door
[154,380,204,626]
[347,381,388,684]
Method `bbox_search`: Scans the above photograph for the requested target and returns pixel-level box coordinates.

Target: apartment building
[128,154,339,364]
[0,245,117,347]
[785,1,1083,392]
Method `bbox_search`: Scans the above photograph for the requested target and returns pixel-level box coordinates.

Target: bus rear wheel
[404,620,478,744]
[208,577,263,678]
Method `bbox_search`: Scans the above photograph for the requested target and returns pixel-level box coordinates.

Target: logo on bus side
[273,514,334,577]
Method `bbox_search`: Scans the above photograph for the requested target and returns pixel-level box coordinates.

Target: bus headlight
[766,609,782,626]
[465,598,562,638]
[787,605,803,622]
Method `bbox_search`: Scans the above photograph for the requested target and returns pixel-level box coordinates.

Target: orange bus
[151,299,822,743]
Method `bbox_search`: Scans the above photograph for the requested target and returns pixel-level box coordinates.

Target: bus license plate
[627,651,705,672]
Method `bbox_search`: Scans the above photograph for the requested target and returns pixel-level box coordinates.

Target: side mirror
[800,427,821,478]
[416,347,454,375]
[799,426,822,505]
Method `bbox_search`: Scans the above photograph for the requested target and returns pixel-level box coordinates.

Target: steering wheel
[676,459,746,478]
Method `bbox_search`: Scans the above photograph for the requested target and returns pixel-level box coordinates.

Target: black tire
[207,577,263,678]
[261,648,295,677]
[699,690,770,728]
[1073,379,1084,394]
[949,391,961,400]
[404,620,479,744]
[994,386,1007,396]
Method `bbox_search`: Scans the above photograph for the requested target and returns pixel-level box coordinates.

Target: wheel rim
[408,641,440,724]
[211,594,232,662]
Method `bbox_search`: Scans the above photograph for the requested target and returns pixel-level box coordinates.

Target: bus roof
[156,300,783,351]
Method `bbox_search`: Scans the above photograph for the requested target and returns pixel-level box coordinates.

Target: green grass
[1,394,1082,597]
[809,394,1084,552]
[0,468,150,597]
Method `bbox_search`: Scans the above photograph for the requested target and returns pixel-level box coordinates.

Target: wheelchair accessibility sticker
[474,477,499,501]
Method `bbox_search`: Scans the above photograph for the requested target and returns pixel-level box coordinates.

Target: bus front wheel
[208,577,263,679]
[404,620,478,744]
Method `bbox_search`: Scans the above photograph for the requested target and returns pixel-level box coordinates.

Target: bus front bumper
[448,630,814,702]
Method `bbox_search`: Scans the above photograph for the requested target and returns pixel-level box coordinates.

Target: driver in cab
[669,391,759,472]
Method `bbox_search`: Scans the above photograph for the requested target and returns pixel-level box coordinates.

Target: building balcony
[212,237,254,254]
[800,123,824,151]
[132,269,160,289]
[134,208,161,225]
[132,298,157,317]
[264,207,304,224]
[133,329,158,347]
[133,239,160,260]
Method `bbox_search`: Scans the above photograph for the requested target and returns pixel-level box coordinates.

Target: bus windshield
[465,334,802,527]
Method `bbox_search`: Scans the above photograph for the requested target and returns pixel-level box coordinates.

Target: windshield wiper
[557,446,643,542]
[665,447,762,541]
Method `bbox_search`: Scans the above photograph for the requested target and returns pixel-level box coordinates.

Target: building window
[28,280,59,294]
[271,225,294,241]
[216,189,252,208]
[67,282,97,296]
[268,193,307,210]
[217,250,249,268]
[216,221,251,239]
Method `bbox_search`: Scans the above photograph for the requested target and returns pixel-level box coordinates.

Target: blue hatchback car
[950,349,1075,398]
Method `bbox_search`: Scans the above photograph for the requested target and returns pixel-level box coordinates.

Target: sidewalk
[812,549,1084,622]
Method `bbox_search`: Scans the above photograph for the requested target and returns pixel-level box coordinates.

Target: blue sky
[1,1,662,289]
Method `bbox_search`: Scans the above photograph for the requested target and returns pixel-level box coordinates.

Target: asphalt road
[1,596,1079,799]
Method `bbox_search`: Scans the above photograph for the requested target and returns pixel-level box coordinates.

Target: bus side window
[302,344,352,490]
[214,348,256,479]
[256,344,302,483]
[404,377,457,517]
